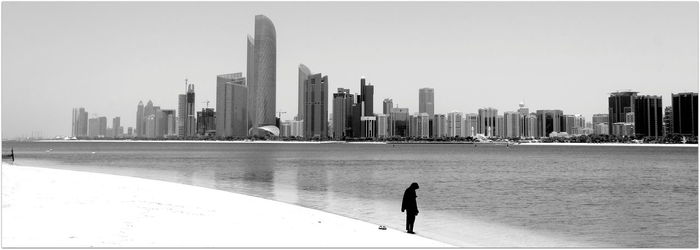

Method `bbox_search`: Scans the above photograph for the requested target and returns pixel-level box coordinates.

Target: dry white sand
[1,164,451,247]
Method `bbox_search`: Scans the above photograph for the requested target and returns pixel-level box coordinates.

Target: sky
[1,1,698,139]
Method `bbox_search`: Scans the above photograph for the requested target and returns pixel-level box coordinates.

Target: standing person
[401,182,420,234]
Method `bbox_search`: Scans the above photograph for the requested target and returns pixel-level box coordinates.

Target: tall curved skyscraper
[249,15,276,129]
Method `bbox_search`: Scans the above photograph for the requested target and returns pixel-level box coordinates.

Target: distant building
[503,112,520,138]
[136,101,145,137]
[517,102,529,137]
[663,106,673,136]
[609,91,638,135]
[672,92,698,136]
[360,116,376,138]
[496,116,504,138]
[72,107,88,137]
[248,15,277,131]
[127,127,134,137]
[525,113,538,138]
[633,95,663,137]
[592,114,609,126]
[390,107,409,137]
[303,73,329,139]
[360,77,374,116]
[112,117,121,138]
[612,122,635,137]
[88,117,99,138]
[161,109,177,136]
[477,108,498,137]
[332,88,354,139]
[563,115,576,134]
[216,73,248,138]
[383,98,393,115]
[197,108,216,136]
[536,110,563,138]
[297,64,311,121]
[290,120,304,137]
[280,121,291,137]
[417,113,430,138]
[433,114,447,138]
[594,123,609,135]
[447,111,463,138]
[464,113,477,138]
[419,88,434,116]
[376,114,389,138]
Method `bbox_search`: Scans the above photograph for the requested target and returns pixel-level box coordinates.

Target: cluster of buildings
[70,14,699,141]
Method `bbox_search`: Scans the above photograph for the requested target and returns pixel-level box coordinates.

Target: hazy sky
[2,1,698,139]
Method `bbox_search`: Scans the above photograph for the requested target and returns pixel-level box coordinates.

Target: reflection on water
[3,141,697,247]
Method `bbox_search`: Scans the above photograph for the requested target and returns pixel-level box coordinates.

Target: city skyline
[2,2,698,139]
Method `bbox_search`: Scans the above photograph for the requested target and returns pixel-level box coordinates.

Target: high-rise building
[88,117,99,138]
[447,111,463,138]
[390,107,409,137]
[383,98,393,115]
[416,113,430,138]
[290,120,304,137]
[663,106,673,136]
[633,95,663,137]
[419,88,434,116]
[376,114,389,138]
[464,113,477,138]
[332,88,354,139]
[609,91,638,135]
[98,116,107,137]
[525,113,537,138]
[592,114,609,126]
[517,102,529,137]
[563,115,576,134]
[127,127,134,137]
[153,106,163,138]
[360,116,376,138]
[303,73,329,139]
[196,108,216,136]
[136,101,144,137]
[162,109,177,137]
[178,94,186,137]
[594,123,609,135]
[433,114,447,138]
[477,108,498,136]
[72,107,88,137]
[246,35,256,130]
[672,92,698,136]
[503,111,520,138]
[248,15,277,131]
[496,115,504,138]
[185,84,196,137]
[297,64,311,121]
[359,77,374,116]
[280,121,291,137]
[112,117,121,138]
[216,73,248,138]
[536,110,563,137]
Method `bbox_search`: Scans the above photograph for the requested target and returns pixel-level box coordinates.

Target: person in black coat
[401,182,419,234]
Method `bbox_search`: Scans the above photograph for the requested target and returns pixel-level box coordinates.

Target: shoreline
[19,139,699,147]
[1,163,451,247]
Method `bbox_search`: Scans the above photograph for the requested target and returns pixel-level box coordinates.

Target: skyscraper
[609,91,638,135]
[88,117,99,138]
[447,111,463,137]
[98,116,107,137]
[477,108,498,136]
[303,73,329,139]
[672,92,698,136]
[383,98,393,115]
[464,113,478,138]
[112,117,120,138]
[136,101,144,137]
[196,108,216,136]
[359,77,374,116]
[433,114,447,138]
[377,114,389,138]
[504,111,520,138]
[633,95,663,137]
[332,88,354,139]
[185,84,196,137]
[298,64,311,121]
[536,110,563,137]
[162,109,177,136]
[390,107,409,137]
[419,88,435,116]
[72,107,88,137]
[216,73,248,138]
[663,106,673,136]
[248,15,277,131]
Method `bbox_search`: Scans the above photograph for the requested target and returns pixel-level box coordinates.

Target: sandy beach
[0,163,451,247]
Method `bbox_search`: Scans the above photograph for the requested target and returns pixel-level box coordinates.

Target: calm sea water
[2,141,697,247]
